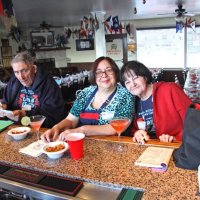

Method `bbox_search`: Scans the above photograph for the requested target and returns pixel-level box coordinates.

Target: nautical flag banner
[112,16,119,33]
[104,15,113,34]
[2,0,14,17]
[176,21,184,33]
[186,17,195,32]
[0,0,4,16]
[94,13,99,31]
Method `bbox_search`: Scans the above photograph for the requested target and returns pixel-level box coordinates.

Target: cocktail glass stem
[30,115,46,149]
[109,117,130,152]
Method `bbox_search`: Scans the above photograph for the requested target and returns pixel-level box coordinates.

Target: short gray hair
[11,51,36,66]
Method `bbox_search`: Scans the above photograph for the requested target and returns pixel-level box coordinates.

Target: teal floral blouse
[70,84,135,125]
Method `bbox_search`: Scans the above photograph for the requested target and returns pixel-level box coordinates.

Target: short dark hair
[120,61,153,85]
[90,56,120,85]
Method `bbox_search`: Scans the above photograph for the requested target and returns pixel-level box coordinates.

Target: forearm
[53,118,73,133]
[77,124,116,136]
[1,103,7,110]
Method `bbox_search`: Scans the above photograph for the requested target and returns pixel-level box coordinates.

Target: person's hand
[12,110,26,117]
[159,134,174,143]
[41,125,60,143]
[58,128,79,141]
[133,130,150,144]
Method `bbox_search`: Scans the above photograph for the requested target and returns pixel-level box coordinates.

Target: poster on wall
[106,39,123,62]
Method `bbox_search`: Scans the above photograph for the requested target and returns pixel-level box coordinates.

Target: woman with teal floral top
[41,57,134,142]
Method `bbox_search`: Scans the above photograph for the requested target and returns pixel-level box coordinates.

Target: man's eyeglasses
[95,68,114,78]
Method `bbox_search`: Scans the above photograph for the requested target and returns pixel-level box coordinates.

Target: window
[187,27,200,68]
[136,26,200,69]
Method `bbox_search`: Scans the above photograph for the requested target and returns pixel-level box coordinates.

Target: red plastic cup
[65,133,85,160]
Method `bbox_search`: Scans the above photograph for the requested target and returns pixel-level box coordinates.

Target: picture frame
[76,39,94,51]
[30,31,54,48]
[1,46,12,57]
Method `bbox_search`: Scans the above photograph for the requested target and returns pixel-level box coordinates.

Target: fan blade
[157,13,175,16]
[185,13,195,17]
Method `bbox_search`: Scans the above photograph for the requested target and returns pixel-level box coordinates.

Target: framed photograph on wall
[76,39,94,51]
[30,31,54,48]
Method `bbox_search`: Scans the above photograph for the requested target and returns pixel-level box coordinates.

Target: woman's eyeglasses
[95,68,114,78]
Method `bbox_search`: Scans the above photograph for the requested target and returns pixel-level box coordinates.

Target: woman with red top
[120,61,192,144]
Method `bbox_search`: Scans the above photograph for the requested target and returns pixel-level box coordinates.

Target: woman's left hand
[59,128,81,141]
[159,134,174,143]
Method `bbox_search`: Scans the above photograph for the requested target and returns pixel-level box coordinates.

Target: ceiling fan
[158,3,195,21]
[174,4,194,21]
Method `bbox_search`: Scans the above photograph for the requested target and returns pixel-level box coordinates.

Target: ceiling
[13,0,200,28]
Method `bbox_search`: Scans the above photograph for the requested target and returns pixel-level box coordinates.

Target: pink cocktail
[110,117,130,137]
[30,121,43,131]
[30,115,46,149]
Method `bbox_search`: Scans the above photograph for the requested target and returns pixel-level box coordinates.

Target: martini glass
[30,115,46,149]
[109,117,131,151]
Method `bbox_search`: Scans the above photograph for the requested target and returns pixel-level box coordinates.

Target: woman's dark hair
[120,61,153,85]
[90,56,120,85]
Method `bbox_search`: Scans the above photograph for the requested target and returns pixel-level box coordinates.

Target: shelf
[33,47,71,52]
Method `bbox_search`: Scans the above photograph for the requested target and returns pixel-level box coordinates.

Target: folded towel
[19,140,46,157]
[0,120,14,132]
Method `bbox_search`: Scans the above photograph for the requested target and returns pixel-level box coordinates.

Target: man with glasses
[1,51,66,128]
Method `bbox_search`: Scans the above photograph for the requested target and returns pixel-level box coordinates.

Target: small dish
[7,127,31,140]
[42,141,68,159]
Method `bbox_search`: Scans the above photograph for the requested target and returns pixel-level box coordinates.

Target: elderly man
[1,51,66,128]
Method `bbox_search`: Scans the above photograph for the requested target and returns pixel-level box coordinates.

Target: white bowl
[43,141,68,159]
[7,127,31,140]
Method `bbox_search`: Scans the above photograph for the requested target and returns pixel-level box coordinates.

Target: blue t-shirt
[136,95,156,138]
[70,84,135,125]
[19,87,39,109]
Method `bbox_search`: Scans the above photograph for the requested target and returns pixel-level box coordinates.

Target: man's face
[12,61,36,87]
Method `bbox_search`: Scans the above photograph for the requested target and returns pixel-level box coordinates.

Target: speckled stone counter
[0,127,199,200]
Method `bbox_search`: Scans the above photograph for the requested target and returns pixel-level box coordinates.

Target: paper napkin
[19,140,46,157]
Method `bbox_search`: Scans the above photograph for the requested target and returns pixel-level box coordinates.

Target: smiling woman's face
[124,69,148,97]
[12,61,36,87]
[95,59,117,91]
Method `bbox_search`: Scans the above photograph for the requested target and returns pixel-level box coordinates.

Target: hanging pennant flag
[83,16,89,30]
[0,0,5,16]
[94,13,99,31]
[104,15,113,34]
[176,21,184,33]
[119,22,123,34]
[2,0,14,17]
[112,16,119,33]
[126,23,130,35]
[186,17,196,32]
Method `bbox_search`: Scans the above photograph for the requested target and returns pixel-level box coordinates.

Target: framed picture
[1,46,12,57]
[30,31,54,48]
[76,39,94,51]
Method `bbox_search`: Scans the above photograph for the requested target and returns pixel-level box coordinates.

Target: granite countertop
[0,127,199,200]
